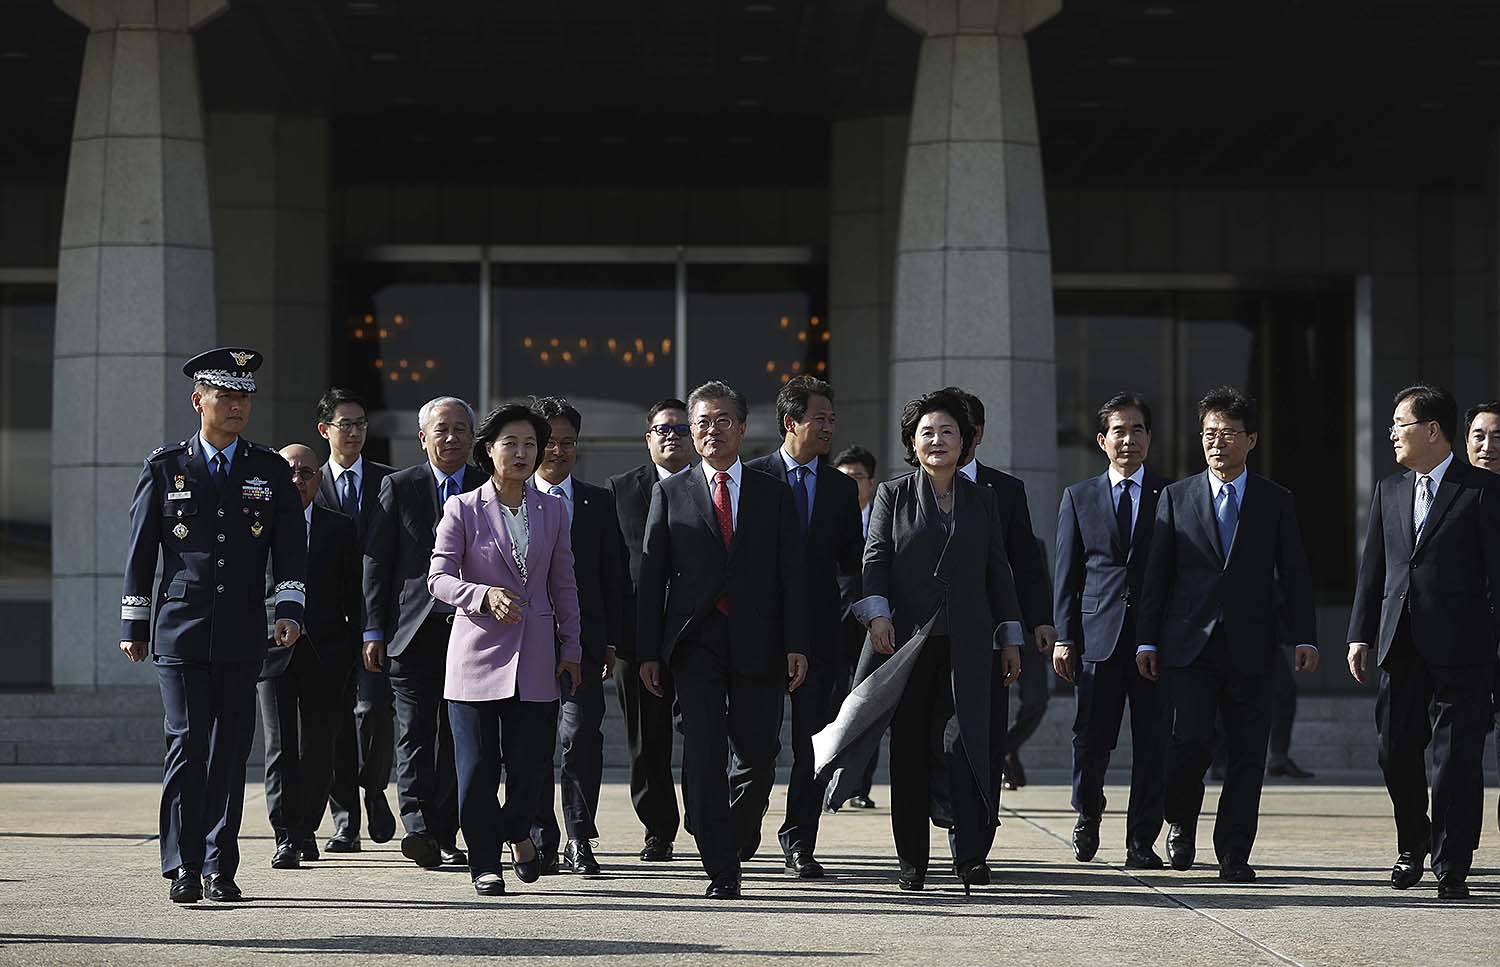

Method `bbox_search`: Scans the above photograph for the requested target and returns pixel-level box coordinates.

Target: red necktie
[713,471,733,614]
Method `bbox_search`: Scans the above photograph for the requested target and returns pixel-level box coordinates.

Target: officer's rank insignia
[172,523,189,540]
[174,474,186,490]
[242,477,273,501]
[250,521,265,538]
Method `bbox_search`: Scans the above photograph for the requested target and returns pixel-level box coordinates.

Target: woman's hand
[869,616,896,654]
[558,660,581,696]
[1000,644,1022,685]
[485,586,526,624]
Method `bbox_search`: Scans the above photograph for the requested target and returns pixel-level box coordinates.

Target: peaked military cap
[183,347,262,393]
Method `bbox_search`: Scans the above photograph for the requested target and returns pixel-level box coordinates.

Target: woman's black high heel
[955,860,991,896]
[510,839,541,883]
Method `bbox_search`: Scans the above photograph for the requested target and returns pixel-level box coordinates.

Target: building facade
[2,0,1498,701]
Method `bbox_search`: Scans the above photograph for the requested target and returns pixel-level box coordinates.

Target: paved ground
[1,778,1497,966]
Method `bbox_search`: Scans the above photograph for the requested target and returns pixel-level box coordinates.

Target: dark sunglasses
[651,423,691,438]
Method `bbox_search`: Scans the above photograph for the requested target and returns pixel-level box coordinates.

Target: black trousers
[1070,621,1167,848]
[154,657,260,879]
[257,645,352,847]
[772,657,837,856]
[672,611,784,878]
[325,661,394,837]
[612,651,681,845]
[450,695,556,881]
[889,636,995,876]
[1376,618,1493,878]
[387,613,458,845]
[1163,627,1272,864]
[1004,637,1049,756]
[533,658,607,850]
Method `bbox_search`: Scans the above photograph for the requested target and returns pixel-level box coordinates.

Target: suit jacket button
[217,534,226,542]
[216,584,225,593]
[217,509,225,517]
[217,559,225,567]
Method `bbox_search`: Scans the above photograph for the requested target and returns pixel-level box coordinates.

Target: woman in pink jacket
[429,402,583,896]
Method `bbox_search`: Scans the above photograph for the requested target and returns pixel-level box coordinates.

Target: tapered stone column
[887,0,1061,552]
[52,0,228,686]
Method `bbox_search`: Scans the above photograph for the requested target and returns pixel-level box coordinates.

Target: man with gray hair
[363,396,480,870]
[637,379,810,899]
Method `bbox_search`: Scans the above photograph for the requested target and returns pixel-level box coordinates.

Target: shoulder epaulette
[147,440,190,460]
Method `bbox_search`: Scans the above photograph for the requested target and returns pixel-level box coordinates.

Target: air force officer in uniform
[120,348,307,904]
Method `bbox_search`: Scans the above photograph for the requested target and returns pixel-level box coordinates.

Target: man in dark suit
[745,376,864,877]
[824,445,878,811]
[637,380,810,899]
[607,397,692,862]
[529,397,625,877]
[1348,385,1500,900]
[948,389,1055,793]
[258,444,362,870]
[1461,399,1500,835]
[1053,392,1170,868]
[313,387,397,853]
[1137,385,1319,883]
[119,347,305,904]
[363,395,481,870]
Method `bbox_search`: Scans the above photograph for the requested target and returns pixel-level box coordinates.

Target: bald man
[257,444,364,869]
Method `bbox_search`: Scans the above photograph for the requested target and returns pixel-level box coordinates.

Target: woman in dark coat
[855,388,1025,892]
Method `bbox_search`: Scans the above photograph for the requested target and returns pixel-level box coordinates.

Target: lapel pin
[172,523,189,539]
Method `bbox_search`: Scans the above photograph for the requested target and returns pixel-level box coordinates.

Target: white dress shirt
[860,502,872,539]
[781,447,818,510]
[535,473,574,523]
[699,458,743,529]
[303,502,313,550]
[656,462,690,482]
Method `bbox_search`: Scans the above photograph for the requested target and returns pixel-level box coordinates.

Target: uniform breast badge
[174,474,186,490]
[172,523,189,540]
[250,521,264,538]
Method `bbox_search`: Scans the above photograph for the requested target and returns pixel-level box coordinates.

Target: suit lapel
[1191,472,1225,565]
[478,482,525,586]
[1394,471,1415,559]
[318,463,339,511]
[1415,464,1462,555]
[1133,474,1164,560]
[689,466,729,561]
[1095,473,1125,560]
[806,456,833,537]
[1225,474,1263,568]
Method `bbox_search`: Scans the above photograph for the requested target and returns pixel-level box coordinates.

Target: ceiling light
[0,51,28,60]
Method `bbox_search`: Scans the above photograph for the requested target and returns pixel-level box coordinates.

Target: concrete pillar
[51,0,228,687]
[829,116,906,475]
[209,114,330,449]
[886,0,1061,550]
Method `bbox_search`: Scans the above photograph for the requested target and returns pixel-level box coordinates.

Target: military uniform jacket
[120,436,307,663]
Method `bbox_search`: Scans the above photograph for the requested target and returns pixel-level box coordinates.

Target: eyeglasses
[1200,429,1246,444]
[650,424,690,438]
[1390,419,1435,435]
[546,439,578,451]
[288,468,319,481]
[325,419,368,432]
[693,416,738,433]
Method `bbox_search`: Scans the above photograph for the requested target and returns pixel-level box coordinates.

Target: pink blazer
[428,479,583,702]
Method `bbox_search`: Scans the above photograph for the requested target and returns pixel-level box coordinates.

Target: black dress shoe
[640,837,674,862]
[848,795,876,809]
[705,872,741,899]
[271,843,301,870]
[1218,860,1256,883]
[955,861,991,896]
[473,873,506,896]
[1072,814,1101,862]
[203,874,243,902]
[1003,751,1027,790]
[439,845,468,868]
[897,874,925,891]
[785,850,826,878]
[1437,874,1470,900]
[564,840,602,877]
[1124,845,1165,870]
[324,832,361,853]
[1267,757,1315,779]
[366,790,397,845]
[300,837,320,862]
[1391,850,1427,890]
[401,833,442,870]
[1167,823,1196,871]
[510,840,542,883]
[537,849,561,875]
[169,868,201,904]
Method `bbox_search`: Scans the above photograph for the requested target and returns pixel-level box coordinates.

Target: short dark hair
[473,403,552,478]
[1197,385,1259,435]
[899,389,976,469]
[1394,384,1457,444]
[1097,392,1153,435]
[533,396,582,435]
[941,386,985,427]
[776,375,834,432]
[686,380,749,424]
[317,387,368,424]
[832,445,876,477]
[647,397,688,424]
[1463,400,1500,432]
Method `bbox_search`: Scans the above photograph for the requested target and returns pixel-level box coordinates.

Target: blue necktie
[341,470,359,520]
[212,453,227,490]
[1216,482,1239,558]
[441,476,456,505]
[791,466,811,534]
[1115,479,1134,559]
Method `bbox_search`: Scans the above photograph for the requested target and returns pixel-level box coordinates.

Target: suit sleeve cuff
[996,621,1024,649]
[1349,642,1370,649]
[1295,643,1318,652]
[1137,644,1157,653]
[363,629,384,643]
[852,595,890,625]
